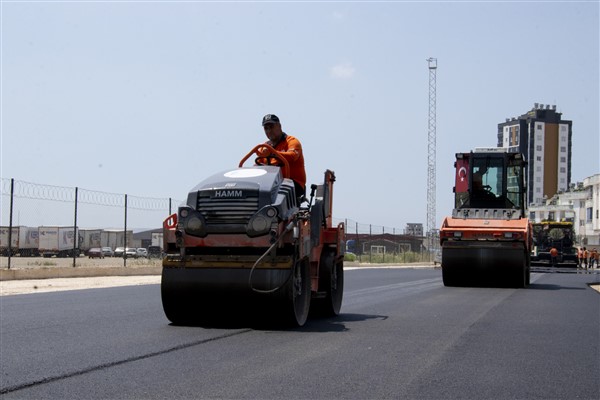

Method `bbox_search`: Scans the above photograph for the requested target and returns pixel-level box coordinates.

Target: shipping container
[0,226,39,256]
[38,226,80,257]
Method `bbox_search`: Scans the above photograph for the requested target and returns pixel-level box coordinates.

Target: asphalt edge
[0,261,437,281]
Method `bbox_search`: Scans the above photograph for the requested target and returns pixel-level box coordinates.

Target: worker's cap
[262,114,280,126]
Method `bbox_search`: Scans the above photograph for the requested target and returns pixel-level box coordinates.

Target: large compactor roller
[440,149,532,288]
[161,144,345,327]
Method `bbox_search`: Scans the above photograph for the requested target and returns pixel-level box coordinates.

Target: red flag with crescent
[455,158,469,193]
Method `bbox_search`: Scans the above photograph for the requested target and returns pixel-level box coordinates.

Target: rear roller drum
[280,258,311,327]
[312,248,344,316]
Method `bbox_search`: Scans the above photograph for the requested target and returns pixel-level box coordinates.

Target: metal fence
[1,178,436,268]
[333,217,438,264]
[1,178,183,269]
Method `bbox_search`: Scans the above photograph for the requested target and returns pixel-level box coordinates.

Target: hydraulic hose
[248,221,295,294]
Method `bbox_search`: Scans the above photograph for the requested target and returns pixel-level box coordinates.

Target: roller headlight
[246,205,279,237]
[265,207,277,218]
[251,216,268,232]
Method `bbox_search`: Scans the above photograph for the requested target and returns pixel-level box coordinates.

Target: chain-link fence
[1,178,437,269]
[1,178,183,269]
[334,218,439,264]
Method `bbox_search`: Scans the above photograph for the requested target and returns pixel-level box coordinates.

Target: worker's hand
[257,146,271,157]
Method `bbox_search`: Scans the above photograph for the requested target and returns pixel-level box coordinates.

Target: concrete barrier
[1,266,162,281]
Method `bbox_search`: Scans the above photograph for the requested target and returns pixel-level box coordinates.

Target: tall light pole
[426,58,437,259]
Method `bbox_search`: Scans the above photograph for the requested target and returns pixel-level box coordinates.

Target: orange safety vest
[550,248,558,257]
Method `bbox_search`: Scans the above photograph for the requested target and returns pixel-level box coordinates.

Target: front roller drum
[161,262,312,327]
[442,244,529,288]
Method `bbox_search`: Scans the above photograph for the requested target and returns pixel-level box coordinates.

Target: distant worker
[577,247,583,268]
[258,114,306,199]
[550,247,559,267]
[591,248,599,268]
[583,247,589,269]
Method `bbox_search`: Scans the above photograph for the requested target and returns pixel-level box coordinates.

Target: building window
[560,147,566,152]
[561,136,566,142]
[560,167,566,173]
[548,212,555,221]
[536,177,541,182]
[560,157,566,163]
[561,125,567,131]
[537,124,542,130]
[560,178,565,183]
[530,212,535,220]
[536,145,542,151]
[537,166,542,172]
[536,188,541,193]
[587,208,593,222]
[537,135,542,141]
[537,156,542,161]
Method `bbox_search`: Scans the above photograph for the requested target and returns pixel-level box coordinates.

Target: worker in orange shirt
[550,247,559,267]
[577,247,583,267]
[583,247,589,269]
[258,114,306,199]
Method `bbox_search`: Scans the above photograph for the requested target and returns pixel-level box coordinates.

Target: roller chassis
[440,150,531,288]
[161,144,344,327]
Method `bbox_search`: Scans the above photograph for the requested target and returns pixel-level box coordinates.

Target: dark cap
[262,114,280,126]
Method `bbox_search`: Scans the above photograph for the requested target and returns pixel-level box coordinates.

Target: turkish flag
[455,158,469,193]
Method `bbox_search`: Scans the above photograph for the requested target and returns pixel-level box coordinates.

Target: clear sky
[1,1,599,231]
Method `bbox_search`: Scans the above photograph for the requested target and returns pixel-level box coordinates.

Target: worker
[471,171,495,200]
[582,247,589,269]
[577,247,583,267]
[591,248,599,268]
[258,114,306,199]
[550,247,559,267]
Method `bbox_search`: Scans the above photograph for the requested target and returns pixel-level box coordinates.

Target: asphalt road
[1,268,599,399]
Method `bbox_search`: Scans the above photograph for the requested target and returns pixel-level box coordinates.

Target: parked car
[136,248,148,258]
[114,247,125,257]
[147,246,163,259]
[125,247,137,258]
[101,247,114,257]
[88,248,104,259]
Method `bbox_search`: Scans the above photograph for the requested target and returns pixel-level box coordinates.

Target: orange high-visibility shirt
[268,133,306,189]
[550,248,558,257]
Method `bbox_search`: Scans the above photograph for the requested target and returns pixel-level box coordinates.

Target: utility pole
[426,58,437,260]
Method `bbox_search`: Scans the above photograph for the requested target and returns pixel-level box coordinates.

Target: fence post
[7,178,14,269]
[124,194,128,267]
[73,187,78,268]
[382,226,385,263]
[369,224,372,263]
[356,222,360,263]
[169,198,172,215]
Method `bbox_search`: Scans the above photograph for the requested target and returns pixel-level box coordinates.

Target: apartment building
[497,103,572,206]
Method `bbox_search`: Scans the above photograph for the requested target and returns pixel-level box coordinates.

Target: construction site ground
[1,256,598,296]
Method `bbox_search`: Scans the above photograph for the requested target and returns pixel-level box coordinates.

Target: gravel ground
[0,256,161,270]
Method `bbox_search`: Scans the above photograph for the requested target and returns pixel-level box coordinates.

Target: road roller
[440,148,532,288]
[161,144,345,327]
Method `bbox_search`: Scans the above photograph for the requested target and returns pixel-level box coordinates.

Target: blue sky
[1,1,599,231]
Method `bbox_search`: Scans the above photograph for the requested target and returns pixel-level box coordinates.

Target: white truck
[80,229,103,254]
[100,229,132,253]
[38,226,80,258]
[0,226,39,257]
